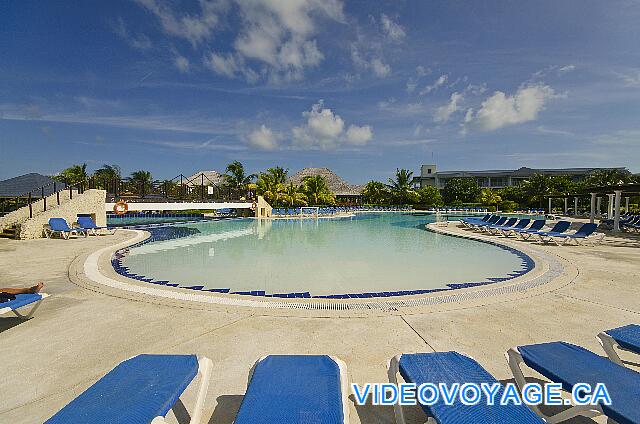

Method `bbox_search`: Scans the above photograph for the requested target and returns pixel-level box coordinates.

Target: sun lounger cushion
[518,341,640,424]
[607,324,640,353]
[0,293,43,311]
[399,352,543,423]
[45,354,199,424]
[234,355,344,424]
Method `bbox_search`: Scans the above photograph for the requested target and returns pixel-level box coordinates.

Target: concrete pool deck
[1,223,639,423]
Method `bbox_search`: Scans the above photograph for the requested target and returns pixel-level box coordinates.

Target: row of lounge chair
[43,217,116,239]
[40,324,639,423]
[461,214,605,246]
[271,205,413,216]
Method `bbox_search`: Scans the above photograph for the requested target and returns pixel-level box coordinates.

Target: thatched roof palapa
[288,167,363,196]
[185,171,224,186]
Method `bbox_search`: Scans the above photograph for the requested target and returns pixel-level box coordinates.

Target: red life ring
[113,200,128,215]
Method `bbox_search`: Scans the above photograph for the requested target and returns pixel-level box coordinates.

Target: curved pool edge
[70,224,578,317]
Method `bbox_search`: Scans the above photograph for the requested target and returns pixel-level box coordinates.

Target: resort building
[0,173,65,199]
[412,164,630,189]
[288,167,364,204]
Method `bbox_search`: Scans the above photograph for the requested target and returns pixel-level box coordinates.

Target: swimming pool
[113,213,533,298]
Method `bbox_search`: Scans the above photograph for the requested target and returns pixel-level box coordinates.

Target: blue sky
[1,0,639,183]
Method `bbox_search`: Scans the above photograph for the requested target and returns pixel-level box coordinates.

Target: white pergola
[546,184,638,232]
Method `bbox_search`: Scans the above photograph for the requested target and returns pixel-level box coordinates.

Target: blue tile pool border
[111,221,536,299]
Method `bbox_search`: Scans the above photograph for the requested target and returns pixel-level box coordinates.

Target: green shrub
[499,200,519,212]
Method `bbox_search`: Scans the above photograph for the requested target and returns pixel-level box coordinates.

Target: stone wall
[18,189,106,239]
[254,195,272,218]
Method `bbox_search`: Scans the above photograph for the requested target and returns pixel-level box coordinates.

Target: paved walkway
[0,226,638,423]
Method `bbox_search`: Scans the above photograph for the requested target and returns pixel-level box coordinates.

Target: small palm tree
[282,183,308,207]
[224,160,257,191]
[130,170,153,197]
[57,163,88,185]
[301,175,335,205]
[479,188,502,208]
[388,168,417,204]
[256,173,285,205]
[362,181,389,205]
[266,166,288,185]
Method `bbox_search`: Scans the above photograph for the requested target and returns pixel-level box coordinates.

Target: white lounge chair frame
[43,224,87,239]
[537,232,605,246]
[0,293,49,320]
[245,355,350,424]
[596,331,634,368]
[150,355,213,424]
[505,347,607,424]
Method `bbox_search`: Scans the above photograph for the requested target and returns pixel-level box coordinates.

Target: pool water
[117,213,532,297]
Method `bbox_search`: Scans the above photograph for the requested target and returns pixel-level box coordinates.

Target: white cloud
[472,84,561,131]
[370,58,391,77]
[406,66,430,94]
[202,51,259,82]
[420,74,448,95]
[620,70,640,87]
[113,17,152,50]
[351,45,391,78]
[292,100,372,149]
[174,54,190,73]
[558,64,576,73]
[345,124,373,145]
[134,0,220,46]
[247,125,279,150]
[434,92,463,123]
[380,14,405,42]
[228,0,344,81]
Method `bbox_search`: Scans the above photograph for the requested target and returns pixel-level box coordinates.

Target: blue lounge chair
[463,215,498,228]
[45,218,87,239]
[45,354,212,424]
[519,220,569,241]
[507,341,640,424]
[508,219,546,238]
[388,352,544,424]
[234,355,349,424]
[530,221,572,243]
[537,223,604,246]
[483,217,518,234]
[497,218,531,236]
[0,292,49,319]
[473,216,508,231]
[597,324,640,368]
[461,214,491,227]
[76,216,117,236]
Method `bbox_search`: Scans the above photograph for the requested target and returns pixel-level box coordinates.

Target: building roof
[184,171,224,186]
[288,167,363,196]
[0,173,65,197]
[430,166,628,178]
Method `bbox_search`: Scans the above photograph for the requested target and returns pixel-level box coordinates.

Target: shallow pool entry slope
[112,213,534,299]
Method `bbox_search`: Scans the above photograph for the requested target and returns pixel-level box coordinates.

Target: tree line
[54,163,638,210]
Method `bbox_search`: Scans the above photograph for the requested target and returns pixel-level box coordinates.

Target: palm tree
[362,181,389,205]
[388,168,417,204]
[281,183,308,207]
[301,175,335,205]
[266,166,288,185]
[520,173,553,208]
[93,164,121,181]
[256,173,285,205]
[479,188,502,208]
[130,170,153,197]
[57,163,88,185]
[224,161,257,191]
